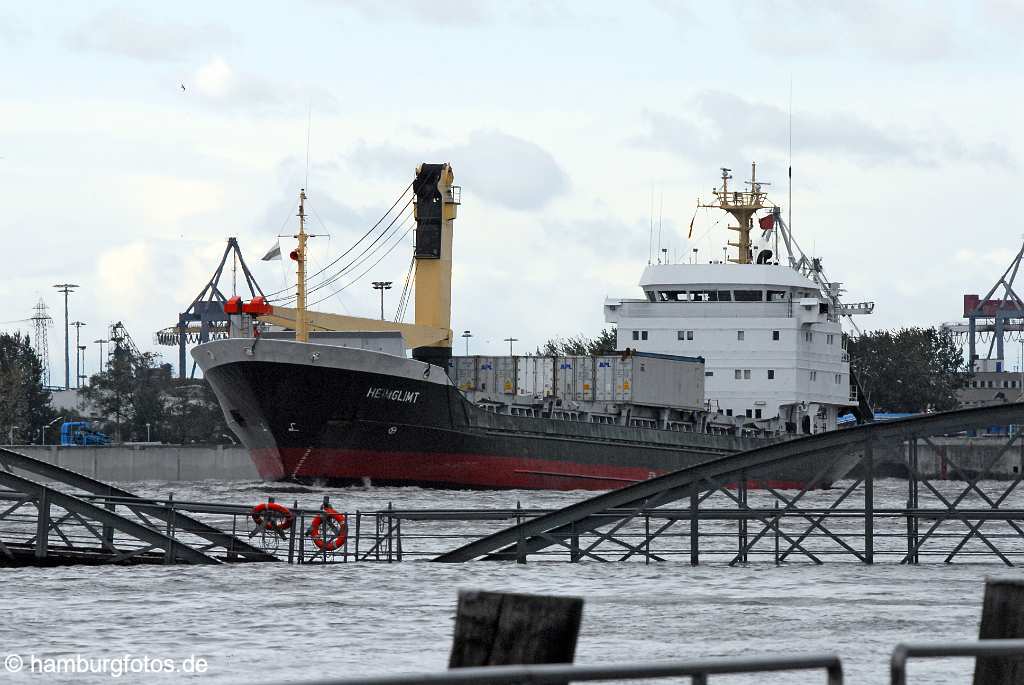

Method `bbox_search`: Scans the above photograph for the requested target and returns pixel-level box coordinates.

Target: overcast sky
[2,2,1023,379]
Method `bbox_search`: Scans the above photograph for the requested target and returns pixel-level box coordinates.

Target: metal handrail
[890,639,1024,685]
[292,653,843,684]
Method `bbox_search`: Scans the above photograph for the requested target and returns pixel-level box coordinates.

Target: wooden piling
[448,591,583,670]
[974,577,1024,684]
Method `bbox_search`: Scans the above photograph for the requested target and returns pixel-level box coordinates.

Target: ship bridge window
[690,290,716,302]
[645,291,656,302]
[734,290,763,302]
[717,290,732,301]
[767,290,786,301]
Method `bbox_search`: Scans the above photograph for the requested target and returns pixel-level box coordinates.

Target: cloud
[347,130,570,211]
[636,90,1014,169]
[732,1,960,62]
[66,8,230,63]
[319,0,594,28]
[188,56,339,114]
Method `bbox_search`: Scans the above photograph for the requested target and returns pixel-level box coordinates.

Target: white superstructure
[604,164,871,434]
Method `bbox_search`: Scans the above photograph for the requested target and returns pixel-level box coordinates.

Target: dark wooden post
[449,591,583,670]
[974,578,1024,684]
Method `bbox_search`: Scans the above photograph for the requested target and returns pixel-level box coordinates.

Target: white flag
[261,241,282,261]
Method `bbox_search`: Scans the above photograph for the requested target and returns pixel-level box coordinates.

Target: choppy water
[1,478,1020,684]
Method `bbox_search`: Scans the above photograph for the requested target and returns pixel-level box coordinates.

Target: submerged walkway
[434,403,1024,564]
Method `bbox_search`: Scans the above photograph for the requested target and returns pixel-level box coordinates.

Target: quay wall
[7,444,258,482]
[860,435,1024,480]
[4,436,1020,483]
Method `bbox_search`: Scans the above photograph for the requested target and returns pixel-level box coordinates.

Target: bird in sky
[180,83,186,92]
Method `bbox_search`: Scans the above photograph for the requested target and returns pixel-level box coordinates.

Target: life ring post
[309,496,348,556]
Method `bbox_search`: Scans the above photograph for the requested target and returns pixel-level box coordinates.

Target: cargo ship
[194,163,870,490]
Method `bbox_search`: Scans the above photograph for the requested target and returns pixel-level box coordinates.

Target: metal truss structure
[943,240,1024,372]
[0,447,274,566]
[434,403,1024,565]
[155,237,264,379]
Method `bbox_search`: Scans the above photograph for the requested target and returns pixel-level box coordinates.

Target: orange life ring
[310,507,348,551]
[250,502,294,531]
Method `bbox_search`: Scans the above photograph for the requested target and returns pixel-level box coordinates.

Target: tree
[0,333,53,443]
[847,327,967,413]
[538,328,617,356]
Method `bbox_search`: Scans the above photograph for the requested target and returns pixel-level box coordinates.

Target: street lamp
[146,422,151,442]
[94,339,108,373]
[78,344,87,387]
[372,281,393,320]
[504,336,518,357]
[461,330,473,356]
[42,416,64,446]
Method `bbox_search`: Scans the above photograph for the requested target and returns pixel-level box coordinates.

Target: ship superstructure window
[835,374,842,384]
[642,331,648,340]
[805,331,814,343]
[737,330,745,341]
[677,330,694,341]
[735,369,742,380]
[772,330,780,340]
[745,409,753,418]
[826,334,835,345]
[717,290,732,301]
[705,371,714,377]
[767,290,786,301]
[755,409,762,419]
[810,371,818,381]
[767,370,775,380]
[631,330,648,341]
[734,289,763,302]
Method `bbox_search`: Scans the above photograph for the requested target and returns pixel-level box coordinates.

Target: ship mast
[295,188,309,343]
[699,163,770,264]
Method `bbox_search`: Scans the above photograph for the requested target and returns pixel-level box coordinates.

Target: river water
[1,478,1020,684]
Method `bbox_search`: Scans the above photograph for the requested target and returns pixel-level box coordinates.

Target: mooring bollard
[448,590,583,673]
[974,577,1024,684]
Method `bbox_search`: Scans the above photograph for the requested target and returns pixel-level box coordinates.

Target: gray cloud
[636,90,1014,169]
[445,131,570,210]
[318,0,592,28]
[66,8,230,62]
[732,1,959,62]
[346,130,570,211]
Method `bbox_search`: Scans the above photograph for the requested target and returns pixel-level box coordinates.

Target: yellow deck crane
[252,163,459,365]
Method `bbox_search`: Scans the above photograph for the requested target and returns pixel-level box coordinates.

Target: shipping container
[448,352,703,408]
[517,356,554,397]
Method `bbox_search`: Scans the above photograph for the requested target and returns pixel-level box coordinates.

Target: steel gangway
[435,403,1024,564]
[0,447,277,566]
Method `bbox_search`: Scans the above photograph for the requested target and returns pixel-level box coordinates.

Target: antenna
[788,77,793,234]
[648,185,654,265]
[304,102,312,192]
[657,192,664,263]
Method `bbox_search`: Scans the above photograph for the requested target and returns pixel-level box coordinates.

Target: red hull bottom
[251,448,821,491]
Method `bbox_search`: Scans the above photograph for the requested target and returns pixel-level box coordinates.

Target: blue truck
[60,421,111,446]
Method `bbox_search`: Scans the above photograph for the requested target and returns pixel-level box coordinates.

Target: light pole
[146,422,151,442]
[78,345,87,387]
[372,281,393,320]
[94,339,108,373]
[53,283,79,389]
[462,330,473,356]
[71,321,85,388]
[42,415,64,446]
[504,336,518,357]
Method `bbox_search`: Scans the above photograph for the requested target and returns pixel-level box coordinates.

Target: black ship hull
[195,339,856,490]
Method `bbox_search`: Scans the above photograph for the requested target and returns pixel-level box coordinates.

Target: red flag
[758,213,774,232]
